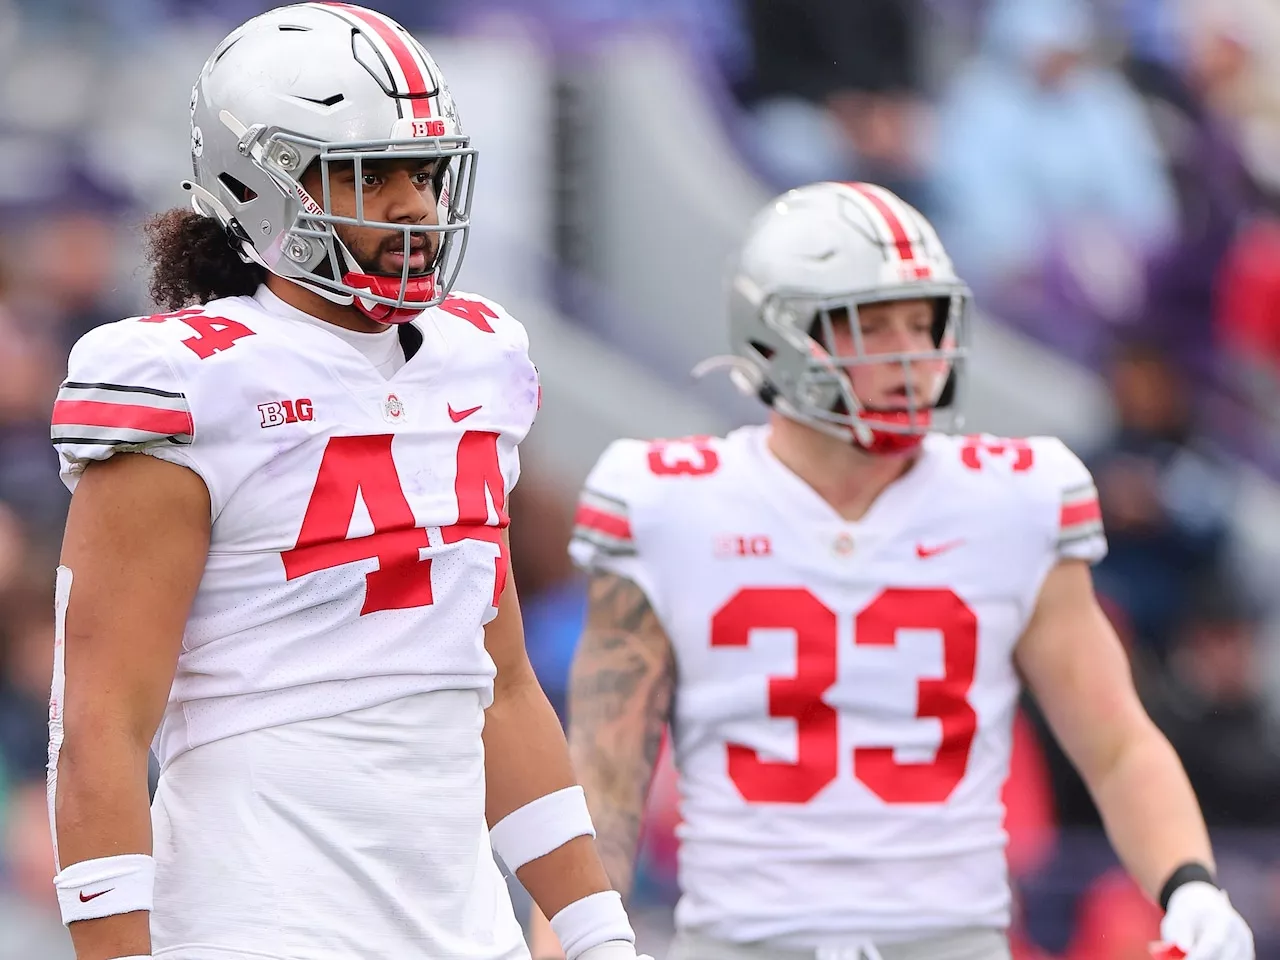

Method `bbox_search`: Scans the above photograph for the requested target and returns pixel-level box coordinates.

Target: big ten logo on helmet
[411,118,446,138]
[714,534,773,559]
[880,260,935,284]
[897,261,933,280]
[259,399,314,429]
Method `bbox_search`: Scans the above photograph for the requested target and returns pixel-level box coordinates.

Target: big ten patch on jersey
[259,397,315,428]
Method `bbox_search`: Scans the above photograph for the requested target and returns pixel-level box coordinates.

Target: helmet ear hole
[218,173,257,203]
[806,306,849,350]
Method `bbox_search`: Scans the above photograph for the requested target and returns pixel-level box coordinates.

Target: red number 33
[711,587,978,805]
[647,436,719,476]
[960,435,1033,472]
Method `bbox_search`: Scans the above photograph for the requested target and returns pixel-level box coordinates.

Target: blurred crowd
[2,1,1280,958]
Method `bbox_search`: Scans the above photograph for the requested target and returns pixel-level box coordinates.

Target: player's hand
[1159,881,1254,960]
[575,942,653,960]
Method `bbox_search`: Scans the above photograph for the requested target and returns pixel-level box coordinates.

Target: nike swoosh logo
[448,403,482,423]
[79,888,113,902]
[916,539,964,559]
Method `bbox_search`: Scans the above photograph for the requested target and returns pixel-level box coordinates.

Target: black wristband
[1158,862,1218,911]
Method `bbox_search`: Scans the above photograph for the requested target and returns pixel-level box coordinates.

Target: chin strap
[856,412,928,455]
[692,354,878,448]
[344,271,437,323]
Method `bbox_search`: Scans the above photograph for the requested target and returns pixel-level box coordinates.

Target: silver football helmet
[185,2,475,322]
[703,182,972,454]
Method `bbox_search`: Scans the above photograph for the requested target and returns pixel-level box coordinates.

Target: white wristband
[550,890,636,960]
[489,785,595,872]
[54,853,155,925]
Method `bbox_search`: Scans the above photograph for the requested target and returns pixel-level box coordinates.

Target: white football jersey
[569,425,1106,946]
[54,285,538,767]
[51,285,537,960]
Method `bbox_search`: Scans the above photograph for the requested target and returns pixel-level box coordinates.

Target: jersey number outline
[143,297,496,358]
[710,586,978,805]
[960,435,1034,472]
[647,436,720,476]
[439,296,499,332]
[139,307,256,359]
[281,432,508,614]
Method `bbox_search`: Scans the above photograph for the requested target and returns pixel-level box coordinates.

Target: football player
[532,182,1252,960]
[47,6,646,960]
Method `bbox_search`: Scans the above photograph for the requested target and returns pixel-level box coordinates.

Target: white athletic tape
[489,785,595,872]
[550,890,636,960]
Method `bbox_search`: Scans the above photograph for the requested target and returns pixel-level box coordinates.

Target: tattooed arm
[568,571,677,895]
[527,570,676,957]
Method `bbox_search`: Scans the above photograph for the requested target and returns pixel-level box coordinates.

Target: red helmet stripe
[323,3,434,118]
[846,182,918,263]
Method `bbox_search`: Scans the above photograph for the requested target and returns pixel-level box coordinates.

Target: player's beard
[324,227,440,279]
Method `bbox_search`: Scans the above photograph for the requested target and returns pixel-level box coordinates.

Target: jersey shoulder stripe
[1058,481,1102,545]
[571,487,635,557]
[52,380,194,447]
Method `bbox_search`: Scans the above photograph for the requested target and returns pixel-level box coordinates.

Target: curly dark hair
[143,208,265,311]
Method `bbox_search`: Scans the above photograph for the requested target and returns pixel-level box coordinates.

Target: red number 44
[281,432,508,613]
[139,308,256,360]
[712,586,978,805]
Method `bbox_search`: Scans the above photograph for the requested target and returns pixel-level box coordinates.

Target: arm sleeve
[567,439,664,613]
[51,321,198,492]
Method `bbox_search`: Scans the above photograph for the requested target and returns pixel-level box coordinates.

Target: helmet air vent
[218,173,258,204]
[293,93,345,107]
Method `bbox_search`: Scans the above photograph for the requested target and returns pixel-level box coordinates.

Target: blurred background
[1,0,1280,957]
